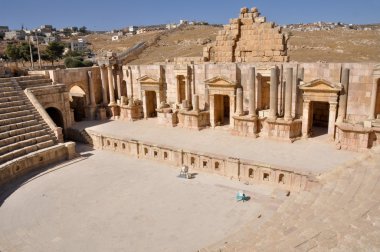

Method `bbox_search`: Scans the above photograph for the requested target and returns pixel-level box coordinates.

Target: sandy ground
[79,119,359,175]
[0,145,284,252]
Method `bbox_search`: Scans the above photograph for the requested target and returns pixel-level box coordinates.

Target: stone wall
[0,143,76,188]
[203,7,288,63]
[88,131,316,192]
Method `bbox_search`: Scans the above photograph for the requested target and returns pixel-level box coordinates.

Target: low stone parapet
[262,118,302,142]
[0,142,76,188]
[87,130,316,192]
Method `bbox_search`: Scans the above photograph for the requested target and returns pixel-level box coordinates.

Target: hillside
[86,25,380,64]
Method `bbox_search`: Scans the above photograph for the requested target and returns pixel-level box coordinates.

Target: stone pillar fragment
[236,88,244,116]
[100,66,108,105]
[328,102,338,139]
[269,67,278,120]
[284,68,293,121]
[248,67,257,116]
[107,66,116,105]
[185,76,192,106]
[192,94,200,112]
[369,77,379,120]
[337,68,350,123]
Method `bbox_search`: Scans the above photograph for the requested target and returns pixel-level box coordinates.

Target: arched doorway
[69,85,87,122]
[46,107,64,130]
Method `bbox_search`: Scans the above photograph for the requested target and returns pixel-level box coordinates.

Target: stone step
[0,104,28,115]
[0,90,21,98]
[0,95,24,103]
[0,110,30,120]
[0,124,42,141]
[0,139,55,164]
[0,86,17,92]
[0,99,25,108]
[0,135,53,156]
[0,115,35,128]
[0,129,49,148]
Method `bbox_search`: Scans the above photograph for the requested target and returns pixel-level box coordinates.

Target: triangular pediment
[300,79,342,92]
[137,75,159,84]
[205,76,236,87]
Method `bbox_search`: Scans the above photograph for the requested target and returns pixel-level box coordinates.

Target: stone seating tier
[0,79,57,165]
[203,149,380,251]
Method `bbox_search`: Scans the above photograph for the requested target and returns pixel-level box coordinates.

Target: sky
[2,0,380,31]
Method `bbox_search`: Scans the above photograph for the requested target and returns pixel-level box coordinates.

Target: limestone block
[240,7,249,14]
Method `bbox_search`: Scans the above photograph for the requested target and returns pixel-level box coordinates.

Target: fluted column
[337,68,350,123]
[107,65,116,105]
[284,68,293,121]
[302,100,311,138]
[269,67,278,120]
[100,66,109,105]
[369,77,379,120]
[248,67,256,116]
[236,88,244,116]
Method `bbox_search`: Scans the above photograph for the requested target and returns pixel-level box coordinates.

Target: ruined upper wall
[204,7,288,63]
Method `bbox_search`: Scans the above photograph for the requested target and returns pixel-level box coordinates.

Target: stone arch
[69,85,87,122]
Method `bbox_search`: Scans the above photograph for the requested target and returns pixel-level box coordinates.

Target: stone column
[328,102,338,139]
[122,68,128,98]
[210,95,215,127]
[87,71,96,106]
[192,94,200,112]
[100,66,109,105]
[284,68,293,121]
[230,95,236,128]
[116,68,122,101]
[337,68,350,123]
[269,67,278,120]
[248,67,257,116]
[204,86,210,110]
[128,67,134,101]
[302,100,311,138]
[107,65,116,105]
[87,71,97,120]
[369,77,379,120]
[185,76,192,106]
[176,76,181,104]
[236,88,244,116]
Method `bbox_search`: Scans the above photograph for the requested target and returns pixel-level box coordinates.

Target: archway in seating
[69,85,87,122]
[46,107,64,130]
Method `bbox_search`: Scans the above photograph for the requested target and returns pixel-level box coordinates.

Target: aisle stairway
[203,148,380,251]
[0,77,57,165]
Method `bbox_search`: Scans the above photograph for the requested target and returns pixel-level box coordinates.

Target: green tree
[79,26,87,34]
[72,27,78,32]
[18,42,38,67]
[62,28,72,37]
[5,43,21,66]
[43,41,65,66]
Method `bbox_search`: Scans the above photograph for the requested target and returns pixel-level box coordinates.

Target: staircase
[203,148,380,251]
[15,75,53,89]
[0,77,57,165]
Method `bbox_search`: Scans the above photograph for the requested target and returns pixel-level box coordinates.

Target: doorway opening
[177,75,186,104]
[311,101,329,137]
[145,91,157,118]
[46,107,64,130]
[214,95,230,126]
[375,79,380,119]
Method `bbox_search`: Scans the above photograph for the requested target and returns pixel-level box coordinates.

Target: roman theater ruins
[1,6,380,252]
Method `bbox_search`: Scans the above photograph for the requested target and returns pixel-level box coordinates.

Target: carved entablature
[138,75,163,92]
[300,79,342,103]
[205,76,237,96]
[174,64,190,77]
